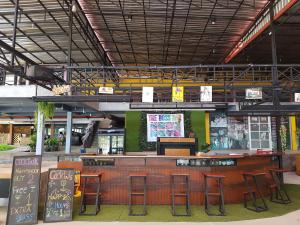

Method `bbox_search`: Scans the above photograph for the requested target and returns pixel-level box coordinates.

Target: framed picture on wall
[245,88,262,99]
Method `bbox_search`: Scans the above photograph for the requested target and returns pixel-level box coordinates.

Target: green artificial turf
[190,111,206,150]
[0,144,15,151]
[125,111,141,152]
[73,184,300,222]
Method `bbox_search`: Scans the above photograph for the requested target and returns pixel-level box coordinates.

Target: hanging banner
[245,88,262,99]
[142,87,154,103]
[99,86,114,94]
[172,86,184,102]
[295,93,300,103]
[147,114,184,142]
[200,86,212,102]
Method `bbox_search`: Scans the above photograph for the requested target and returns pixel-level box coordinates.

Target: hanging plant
[34,102,55,125]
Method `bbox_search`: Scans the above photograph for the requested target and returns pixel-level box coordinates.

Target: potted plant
[44,137,59,152]
[196,143,211,156]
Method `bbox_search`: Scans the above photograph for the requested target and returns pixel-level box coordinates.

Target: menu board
[6,156,42,225]
[147,114,184,142]
[44,169,75,222]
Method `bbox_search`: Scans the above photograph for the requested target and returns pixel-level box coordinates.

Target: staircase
[82,121,99,148]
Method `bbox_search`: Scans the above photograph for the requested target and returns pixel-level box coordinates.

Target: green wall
[190,111,206,150]
[125,111,141,152]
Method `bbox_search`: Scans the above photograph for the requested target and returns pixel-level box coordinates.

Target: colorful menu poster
[147,114,184,142]
[142,87,154,103]
[172,87,184,102]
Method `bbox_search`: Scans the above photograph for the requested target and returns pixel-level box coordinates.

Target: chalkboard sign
[6,155,42,225]
[44,169,75,222]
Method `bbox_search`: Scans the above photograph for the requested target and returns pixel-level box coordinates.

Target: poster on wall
[147,114,184,142]
[172,87,184,102]
[200,86,212,102]
[295,93,300,102]
[142,87,154,103]
[99,86,114,94]
[227,117,249,149]
[210,112,228,150]
[245,88,262,99]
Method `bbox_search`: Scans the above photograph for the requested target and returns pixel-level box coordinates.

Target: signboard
[44,169,75,223]
[99,86,114,94]
[200,86,212,102]
[176,158,237,167]
[6,156,42,225]
[142,87,153,103]
[147,114,184,142]
[52,85,71,96]
[295,93,300,102]
[172,87,184,102]
[245,88,262,99]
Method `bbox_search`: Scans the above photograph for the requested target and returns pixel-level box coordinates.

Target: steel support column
[67,0,73,83]
[65,111,73,154]
[36,110,45,155]
[11,0,20,85]
[270,1,283,170]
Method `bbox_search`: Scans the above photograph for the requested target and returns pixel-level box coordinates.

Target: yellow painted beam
[86,78,272,88]
[291,116,298,151]
[205,112,210,145]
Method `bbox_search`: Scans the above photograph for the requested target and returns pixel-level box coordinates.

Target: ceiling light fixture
[211,16,216,25]
[128,15,133,22]
[72,4,77,13]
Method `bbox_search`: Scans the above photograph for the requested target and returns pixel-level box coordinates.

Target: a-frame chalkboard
[43,168,75,223]
[6,155,42,225]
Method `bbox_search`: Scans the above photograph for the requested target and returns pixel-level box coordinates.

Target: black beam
[33,95,131,102]
[0,39,36,65]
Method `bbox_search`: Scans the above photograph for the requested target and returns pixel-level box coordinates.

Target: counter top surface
[80,152,282,159]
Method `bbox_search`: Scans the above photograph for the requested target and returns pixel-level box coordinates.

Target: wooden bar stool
[204,174,226,216]
[242,172,268,212]
[128,173,147,216]
[170,174,191,216]
[79,173,102,215]
[269,169,291,204]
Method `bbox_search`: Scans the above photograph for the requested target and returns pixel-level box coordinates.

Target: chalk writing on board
[44,169,75,222]
[6,156,42,225]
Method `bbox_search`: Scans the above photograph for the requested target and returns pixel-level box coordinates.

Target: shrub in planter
[29,133,37,152]
[44,137,59,152]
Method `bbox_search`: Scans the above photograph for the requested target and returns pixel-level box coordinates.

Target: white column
[65,111,73,154]
[35,110,45,155]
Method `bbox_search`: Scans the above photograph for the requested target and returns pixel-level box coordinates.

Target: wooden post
[50,123,55,138]
[8,123,13,145]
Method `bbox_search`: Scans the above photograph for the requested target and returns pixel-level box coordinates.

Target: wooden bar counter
[58,153,281,205]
